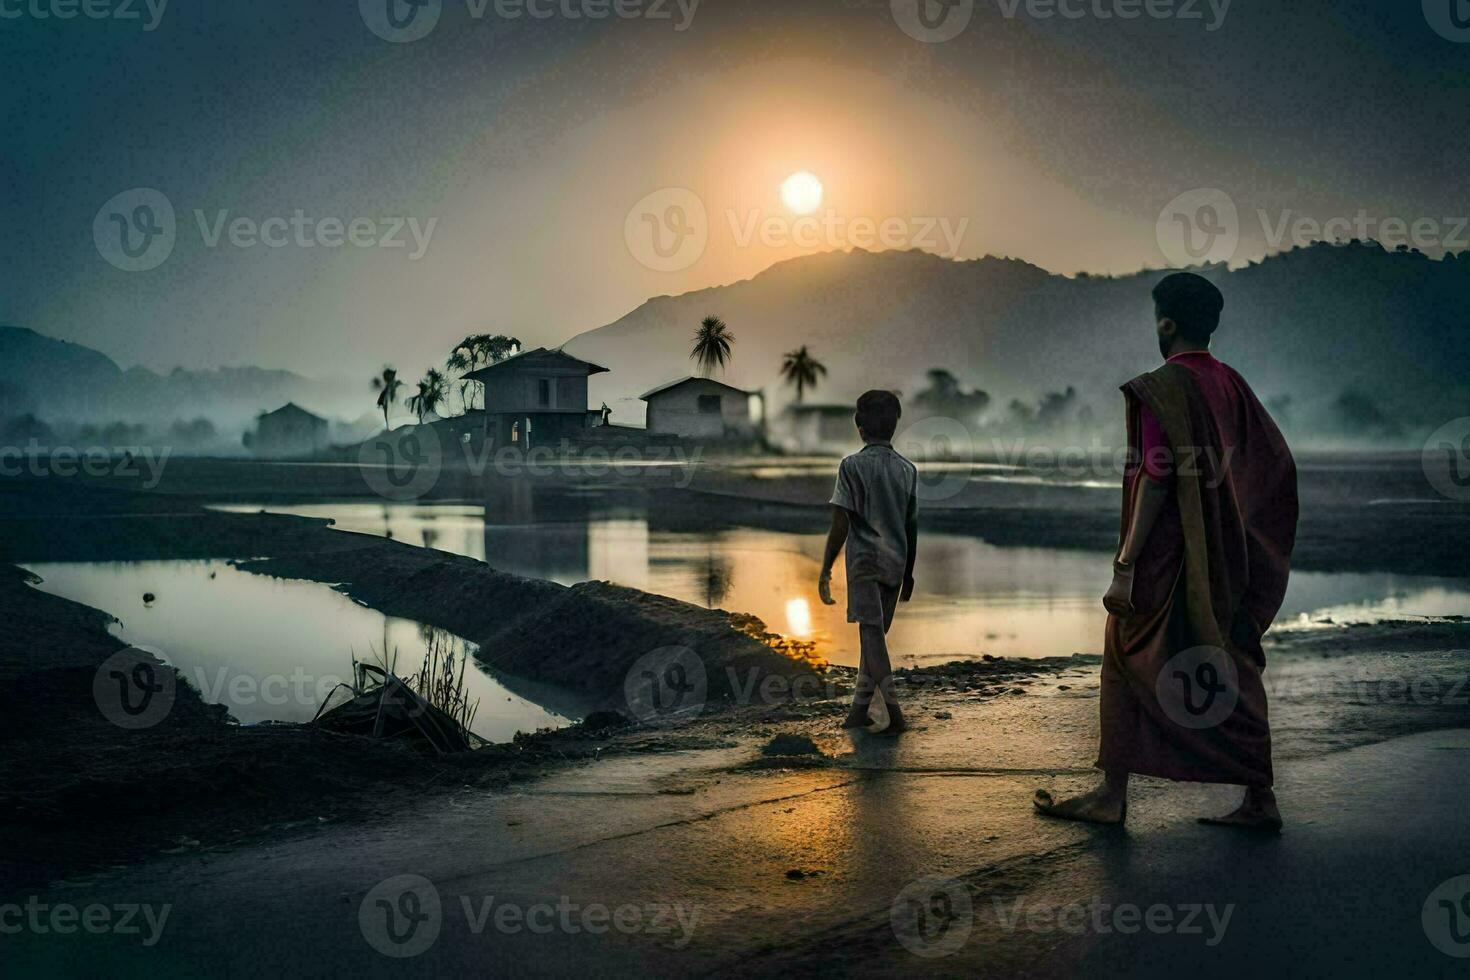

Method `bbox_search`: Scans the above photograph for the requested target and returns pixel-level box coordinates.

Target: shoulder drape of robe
[1096,360,1299,786]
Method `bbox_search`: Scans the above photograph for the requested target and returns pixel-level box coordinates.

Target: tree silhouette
[371,366,403,429]
[779,346,827,403]
[407,368,448,422]
[690,316,734,376]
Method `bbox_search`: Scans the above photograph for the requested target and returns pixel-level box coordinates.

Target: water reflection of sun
[785,597,814,637]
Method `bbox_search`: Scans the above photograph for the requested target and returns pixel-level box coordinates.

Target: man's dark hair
[855,389,902,440]
[1152,272,1225,343]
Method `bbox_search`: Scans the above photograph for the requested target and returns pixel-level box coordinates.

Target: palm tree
[446,342,474,413]
[779,346,827,404]
[690,316,734,377]
[371,366,403,429]
[406,368,449,422]
[447,334,521,414]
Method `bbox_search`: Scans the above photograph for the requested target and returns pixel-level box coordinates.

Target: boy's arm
[818,505,849,606]
[901,490,918,601]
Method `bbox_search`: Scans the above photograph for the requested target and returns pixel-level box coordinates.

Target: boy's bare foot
[1198,787,1282,833]
[1033,786,1127,825]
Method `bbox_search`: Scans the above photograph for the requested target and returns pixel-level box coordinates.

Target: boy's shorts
[848,579,900,631]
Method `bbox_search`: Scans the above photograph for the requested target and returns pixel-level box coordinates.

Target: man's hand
[818,568,836,606]
[900,575,915,602]
[1102,560,1135,617]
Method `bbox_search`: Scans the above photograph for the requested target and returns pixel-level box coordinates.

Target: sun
[780,171,824,215]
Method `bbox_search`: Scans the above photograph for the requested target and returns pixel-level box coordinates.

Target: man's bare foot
[1033,786,1127,825]
[874,702,906,736]
[1198,788,1282,833]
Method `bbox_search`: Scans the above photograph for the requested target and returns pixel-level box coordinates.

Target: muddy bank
[0,479,819,892]
[0,556,811,895]
[233,545,816,707]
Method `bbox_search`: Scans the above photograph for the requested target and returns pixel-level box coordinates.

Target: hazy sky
[3,0,1466,376]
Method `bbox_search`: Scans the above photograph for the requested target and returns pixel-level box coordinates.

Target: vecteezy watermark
[360,875,443,958]
[1423,0,1470,43]
[357,874,700,958]
[1424,875,1470,958]
[1156,188,1469,267]
[189,667,351,714]
[1422,417,1470,503]
[94,188,176,272]
[0,897,172,947]
[94,188,437,272]
[725,209,969,259]
[1265,669,1470,708]
[359,418,446,502]
[93,647,177,730]
[991,897,1235,945]
[1155,645,1238,730]
[624,186,969,273]
[357,417,704,502]
[1155,188,1239,267]
[359,0,699,43]
[890,876,973,958]
[0,0,168,31]
[0,442,170,488]
[623,646,709,722]
[624,187,708,273]
[889,0,1229,43]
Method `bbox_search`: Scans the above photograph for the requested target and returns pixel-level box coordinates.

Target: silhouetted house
[251,402,328,458]
[639,377,761,441]
[461,347,609,450]
[778,403,855,454]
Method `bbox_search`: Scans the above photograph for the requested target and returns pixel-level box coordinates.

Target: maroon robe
[1097,352,1299,786]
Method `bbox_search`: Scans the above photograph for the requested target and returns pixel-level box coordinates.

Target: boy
[818,390,919,734]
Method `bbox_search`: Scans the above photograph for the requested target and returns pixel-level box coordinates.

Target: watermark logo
[358,419,444,501]
[360,0,699,42]
[0,0,169,30]
[726,209,968,257]
[360,0,442,42]
[625,187,708,273]
[890,876,973,958]
[1156,645,1238,730]
[94,188,176,272]
[1156,188,1239,268]
[95,190,437,269]
[93,647,176,730]
[623,645,707,722]
[1422,418,1470,503]
[360,874,443,958]
[0,442,170,487]
[0,897,171,947]
[1423,875,1470,957]
[891,0,974,43]
[1424,0,1470,42]
[895,416,974,501]
[991,897,1233,944]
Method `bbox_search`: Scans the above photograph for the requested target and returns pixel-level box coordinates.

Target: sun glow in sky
[780,171,824,215]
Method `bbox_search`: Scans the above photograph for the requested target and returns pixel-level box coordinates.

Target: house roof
[638,376,756,401]
[461,347,609,383]
[259,402,327,424]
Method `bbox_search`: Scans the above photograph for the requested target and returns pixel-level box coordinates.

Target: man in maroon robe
[1035,272,1299,830]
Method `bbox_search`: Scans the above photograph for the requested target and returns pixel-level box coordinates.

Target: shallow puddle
[23,559,588,742]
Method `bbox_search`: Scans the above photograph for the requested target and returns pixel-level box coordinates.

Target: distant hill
[565,243,1470,444]
[0,326,358,435]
